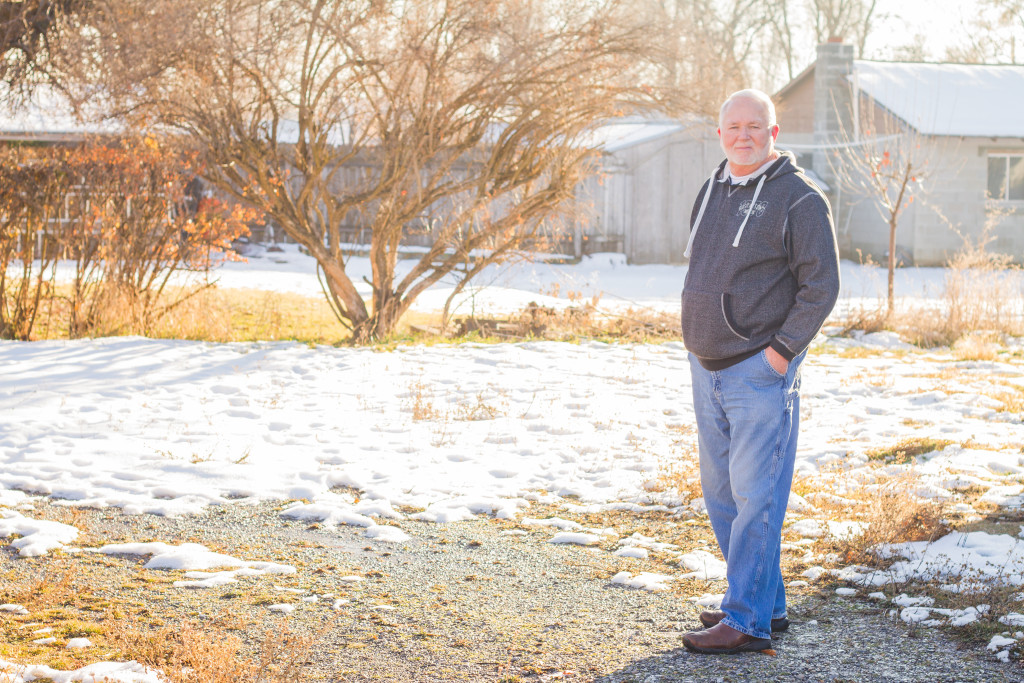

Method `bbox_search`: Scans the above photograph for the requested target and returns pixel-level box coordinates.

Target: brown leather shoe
[699,609,790,633]
[682,622,773,654]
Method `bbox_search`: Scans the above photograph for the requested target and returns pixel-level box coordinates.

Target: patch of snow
[0,658,164,683]
[549,532,601,546]
[677,550,727,580]
[268,604,296,614]
[0,510,78,557]
[610,571,672,592]
[363,525,411,543]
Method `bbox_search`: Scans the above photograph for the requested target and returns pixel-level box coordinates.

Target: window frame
[987,152,1024,202]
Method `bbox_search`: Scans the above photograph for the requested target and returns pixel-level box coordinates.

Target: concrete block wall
[812,40,855,191]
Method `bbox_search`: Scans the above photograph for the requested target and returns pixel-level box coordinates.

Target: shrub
[0,138,255,339]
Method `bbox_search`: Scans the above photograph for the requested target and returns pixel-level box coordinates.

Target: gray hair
[719,89,777,127]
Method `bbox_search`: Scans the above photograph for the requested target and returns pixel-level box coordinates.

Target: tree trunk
[887,216,896,317]
[351,294,407,343]
[319,257,370,332]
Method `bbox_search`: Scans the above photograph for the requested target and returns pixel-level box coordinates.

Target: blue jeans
[689,348,804,640]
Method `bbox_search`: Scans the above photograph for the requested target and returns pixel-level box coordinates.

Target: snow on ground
[162,243,1024,318]
[2,337,1020,530]
[0,659,163,683]
[3,247,1024,678]
[89,541,296,589]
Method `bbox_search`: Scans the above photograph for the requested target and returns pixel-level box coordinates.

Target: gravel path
[3,500,1022,682]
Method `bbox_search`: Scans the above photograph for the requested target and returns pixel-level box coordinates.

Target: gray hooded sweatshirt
[680,152,840,370]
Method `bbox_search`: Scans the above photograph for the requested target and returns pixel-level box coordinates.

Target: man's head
[718,89,780,176]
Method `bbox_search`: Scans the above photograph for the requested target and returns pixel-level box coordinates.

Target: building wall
[829,135,1024,266]
[776,43,1024,265]
[775,76,815,135]
[913,137,1024,264]
[580,125,719,264]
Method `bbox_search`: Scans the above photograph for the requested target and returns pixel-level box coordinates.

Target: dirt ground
[2,500,1022,682]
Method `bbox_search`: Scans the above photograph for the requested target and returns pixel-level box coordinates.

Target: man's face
[718,97,780,173]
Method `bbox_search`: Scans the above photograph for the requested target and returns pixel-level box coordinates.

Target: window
[988,154,1024,200]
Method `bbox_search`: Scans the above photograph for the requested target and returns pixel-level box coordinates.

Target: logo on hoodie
[737,200,767,218]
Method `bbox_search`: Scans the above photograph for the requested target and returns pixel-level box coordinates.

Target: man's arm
[769,190,841,361]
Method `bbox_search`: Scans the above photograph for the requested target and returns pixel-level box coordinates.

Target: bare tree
[65,0,659,341]
[808,0,879,58]
[946,0,1023,64]
[767,0,800,82]
[648,0,883,105]
[989,0,1024,30]
[827,104,933,315]
[648,0,779,115]
[0,0,82,86]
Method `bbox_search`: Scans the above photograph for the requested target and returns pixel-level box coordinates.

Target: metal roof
[0,85,121,140]
[851,60,1024,137]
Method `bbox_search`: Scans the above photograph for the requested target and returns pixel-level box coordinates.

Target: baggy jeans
[688,348,805,640]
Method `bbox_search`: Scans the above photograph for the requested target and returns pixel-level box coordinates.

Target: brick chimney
[813,40,855,188]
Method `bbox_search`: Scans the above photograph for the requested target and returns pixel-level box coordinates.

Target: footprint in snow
[226,410,260,419]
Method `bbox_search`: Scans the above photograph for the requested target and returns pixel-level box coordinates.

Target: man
[679,89,840,655]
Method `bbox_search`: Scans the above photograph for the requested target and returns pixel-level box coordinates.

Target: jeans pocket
[760,349,787,379]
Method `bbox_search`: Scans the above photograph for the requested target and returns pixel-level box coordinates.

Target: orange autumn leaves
[0,138,258,339]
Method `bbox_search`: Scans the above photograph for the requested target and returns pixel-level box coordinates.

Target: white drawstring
[683,169,719,259]
[731,174,766,248]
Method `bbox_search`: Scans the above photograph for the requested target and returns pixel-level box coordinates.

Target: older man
[679,89,840,654]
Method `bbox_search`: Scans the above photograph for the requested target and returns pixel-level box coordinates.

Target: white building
[573,117,719,264]
[775,41,1024,265]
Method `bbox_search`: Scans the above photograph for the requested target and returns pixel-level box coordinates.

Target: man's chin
[729,153,762,166]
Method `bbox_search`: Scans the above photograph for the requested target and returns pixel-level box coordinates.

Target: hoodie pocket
[721,293,753,340]
[681,288,751,355]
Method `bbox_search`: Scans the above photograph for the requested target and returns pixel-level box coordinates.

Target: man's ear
[770,125,780,141]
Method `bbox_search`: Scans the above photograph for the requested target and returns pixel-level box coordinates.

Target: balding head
[719,89,776,129]
[717,88,780,176]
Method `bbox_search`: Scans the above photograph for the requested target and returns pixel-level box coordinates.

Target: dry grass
[833,236,1024,348]
[654,424,702,502]
[105,619,309,683]
[838,487,947,565]
[865,437,955,465]
[30,285,348,344]
[0,546,309,681]
[796,472,951,567]
[149,287,345,344]
[988,384,1024,415]
[453,391,506,421]
[951,332,1005,361]
[513,304,681,342]
[0,568,84,612]
[25,284,688,346]
[405,380,443,422]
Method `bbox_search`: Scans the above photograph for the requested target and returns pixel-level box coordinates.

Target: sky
[869,0,979,60]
